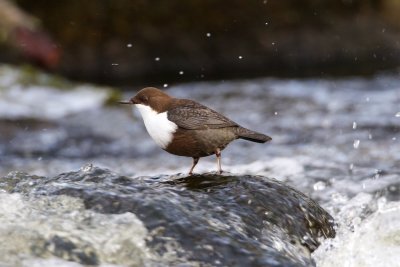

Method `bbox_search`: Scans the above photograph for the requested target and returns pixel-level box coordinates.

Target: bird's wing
[167,100,238,130]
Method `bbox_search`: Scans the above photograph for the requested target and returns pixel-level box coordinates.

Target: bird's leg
[189,157,199,175]
[215,148,223,174]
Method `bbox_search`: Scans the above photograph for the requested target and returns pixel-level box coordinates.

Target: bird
[119,87,271,175]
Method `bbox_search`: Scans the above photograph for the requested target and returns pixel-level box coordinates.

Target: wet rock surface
[1,166,334,267]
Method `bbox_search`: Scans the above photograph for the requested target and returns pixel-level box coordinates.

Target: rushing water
[0,65,399,266]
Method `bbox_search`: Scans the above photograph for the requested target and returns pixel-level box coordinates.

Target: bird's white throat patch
[134,104,177,149]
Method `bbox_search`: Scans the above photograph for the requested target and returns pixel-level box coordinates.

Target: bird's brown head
[119,87,172,112]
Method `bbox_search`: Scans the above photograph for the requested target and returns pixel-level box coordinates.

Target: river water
[0,65,399,266]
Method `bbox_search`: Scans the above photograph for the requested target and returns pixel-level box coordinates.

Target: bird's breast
[134,104,178,149]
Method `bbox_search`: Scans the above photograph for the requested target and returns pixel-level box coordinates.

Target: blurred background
[1,0,400,85]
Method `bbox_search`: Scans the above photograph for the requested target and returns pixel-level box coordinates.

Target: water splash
[353,139,360,149]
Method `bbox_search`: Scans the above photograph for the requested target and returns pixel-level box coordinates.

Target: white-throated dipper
[120,87,271,174]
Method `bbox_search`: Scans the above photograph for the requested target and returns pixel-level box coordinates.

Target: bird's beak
[118,100,132,105]
[118,98,139,105]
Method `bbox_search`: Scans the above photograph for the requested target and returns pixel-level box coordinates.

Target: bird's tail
[236,127,272,143]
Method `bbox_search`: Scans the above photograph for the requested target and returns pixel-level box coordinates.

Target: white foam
[228,157,304,178]
[313,194,400,267]
[0,65,110,120]
[0,193,150,266]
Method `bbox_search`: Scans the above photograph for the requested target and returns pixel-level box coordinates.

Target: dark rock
[1,166,335,267]
[45,235,99,265]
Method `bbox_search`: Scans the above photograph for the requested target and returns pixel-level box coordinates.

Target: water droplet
[37,157,42,161]
[393,137,397,141]
[154,57,160,61]
[126,43,132,48]
[368,133,373,140]
[206,32,211,37]
[238,56,243,59]
[111,63,119,66]
[265,22,269,25]
[352,121,357,129]
[274,111,278,115]
[271,42,275,46]
[349,163,354,170]
[365,97,370,102]
[353,139,360,149]
[247,199,252,205]
[395,112,400,117]
[163,83,168,88]
[179,71,184,75]
[313,181,326,191]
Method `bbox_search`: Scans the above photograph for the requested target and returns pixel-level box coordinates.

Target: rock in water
[1,166,335,267]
